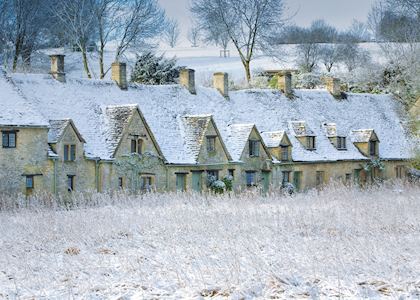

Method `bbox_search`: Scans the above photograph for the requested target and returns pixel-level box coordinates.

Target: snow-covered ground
[26,42,387,86]
[1,183,419,299]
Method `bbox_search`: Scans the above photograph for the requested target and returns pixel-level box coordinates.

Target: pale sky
[159,0,376,35]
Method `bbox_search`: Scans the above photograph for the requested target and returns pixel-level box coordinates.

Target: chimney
[278,71,292,97]
[326,77,341,97]
[213,72,229,98]
[111,61,128,90]
[180,69,196,94]
[50,54,65,82]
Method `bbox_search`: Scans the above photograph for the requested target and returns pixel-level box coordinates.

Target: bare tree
[114,0,166,61]
[0,0,50,71]
[164,18,180,48]
[187,25,200,47]
[293,20,337,72]
[318,44,341,72]
[52,0,97,78]
[92,0,121,79]
[191,0,285,83]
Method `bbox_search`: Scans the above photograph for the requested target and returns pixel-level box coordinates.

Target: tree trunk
[243,60,251,83]
[21,45,33,71]
[99,43,105,79]
[12,40,22,71]
[81,49,92,79]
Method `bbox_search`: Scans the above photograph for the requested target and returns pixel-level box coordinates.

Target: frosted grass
[0,183,419,299]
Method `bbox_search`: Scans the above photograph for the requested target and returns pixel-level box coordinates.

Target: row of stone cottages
[0,55,413,195]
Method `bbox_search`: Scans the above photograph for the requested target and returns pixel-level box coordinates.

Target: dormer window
[64,144,76,161]
[249,140,260,157]
[281,145,289,161]
[369,140,377,156]
[2,131,16,148]
[207,136,216,153]
[306,136,316,150]
[131,139,143,155]
[337,137,347,150]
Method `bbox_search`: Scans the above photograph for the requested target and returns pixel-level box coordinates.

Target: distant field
[25,42,387,86]
[0,184,419,299]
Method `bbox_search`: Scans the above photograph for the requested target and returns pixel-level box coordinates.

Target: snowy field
[26,42,387,86]
[0,183,419,299]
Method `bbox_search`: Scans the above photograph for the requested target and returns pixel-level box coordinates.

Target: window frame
[2,131,17,148]
[206,136,216,153]
[64,144,76,161]
[228,169,235,178]
[26,175,34,189]
[118,177,124,189]
[282,171,291,187]
[337,136,347,150]
[246,171,257,186]
[141,176,153,192]
[369,140,377,156]
[249,140,260,157]
[306,136,316,150]
[280,145,289,161]
[67,175,75,192]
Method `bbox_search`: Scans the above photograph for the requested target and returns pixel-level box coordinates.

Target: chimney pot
[112,61,128,90]
[326,77,341,97]
[180,69,196,94]
[278,71,292,97]
[50,54,66,82]
[213,72,229,98]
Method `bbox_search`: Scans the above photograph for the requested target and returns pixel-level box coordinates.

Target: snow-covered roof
[226,124,255,161]
[180,115,213,163]
[0,69,48,127]
[48,119,85,144]
[261,131,287,148]
[104,105,138,157]
[289,121,316,137]
[9,73,412,162]
[350,129,377,143]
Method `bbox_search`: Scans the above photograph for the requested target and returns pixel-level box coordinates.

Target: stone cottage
[0,55,414,196]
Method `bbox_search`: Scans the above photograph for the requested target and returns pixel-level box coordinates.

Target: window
[228,169,235,178]
[207,136,216,152]
[306,136,316,150]
[118,177,124,189]
[282,171,291,187]
[26,176,34,189]
[249,140,260,157]
[176,173,187,191]
[316,171,325,187]
[396,166,405,179]
[141,176,153,192]
[246,171,257,186]
[281,146,289,161]
[337,137,347,150]
[131,139,143,154]
[369,141,377,156]
[131,139,137,153]
[64,145,76,161]
[2,131,16,148]
[67,175,75,192]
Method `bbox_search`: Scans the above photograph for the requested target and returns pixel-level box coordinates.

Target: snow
[9,72,413,163]
[0,68,48,127]
[0,184,419,298]
[260,131,287,148]
[180,115,213,163]
[226,124,255,162]
[48,119,71,143]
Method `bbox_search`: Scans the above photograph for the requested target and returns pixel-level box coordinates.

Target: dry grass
[0,183,419,299]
